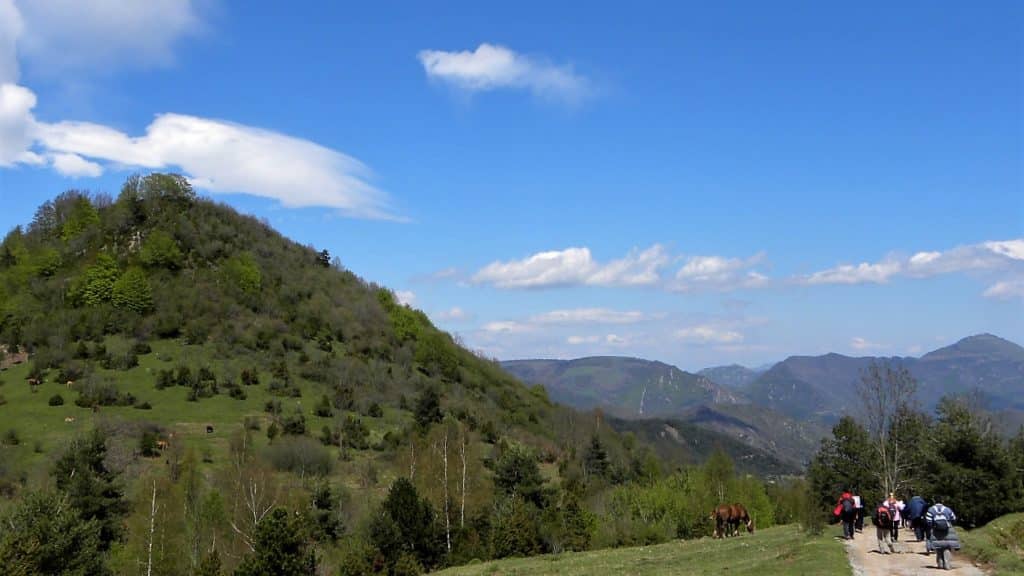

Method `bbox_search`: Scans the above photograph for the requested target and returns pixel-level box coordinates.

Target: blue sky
[0,1,1021,369]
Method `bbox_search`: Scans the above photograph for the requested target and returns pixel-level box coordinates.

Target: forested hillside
[0,176,793,575]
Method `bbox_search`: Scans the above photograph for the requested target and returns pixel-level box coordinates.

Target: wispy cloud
[530,308,646,325]
[983,279,1024,300]
[850,336,884,351]
[395,290,416,307]
[418,43,588,102]
[0,0,400,220]
[472,245,669,289]
[14,0,200,78]
[674,324,744,344]
[433,306,471,322]
[799,239,1024,286]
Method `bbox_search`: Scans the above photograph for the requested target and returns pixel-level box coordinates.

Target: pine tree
[234,508,316,576]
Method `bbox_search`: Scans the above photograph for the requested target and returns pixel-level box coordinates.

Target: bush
[265,436,332,476]
[48,393,64,406]
[3,429,20,446]
[134,401,153,410]
[366,402,383,418]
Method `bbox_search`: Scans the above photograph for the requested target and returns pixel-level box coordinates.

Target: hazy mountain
[501,356,741,419]
[744,334,1024,422]
[698,364,765,389]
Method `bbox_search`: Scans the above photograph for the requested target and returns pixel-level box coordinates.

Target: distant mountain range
[501,333,1024,469]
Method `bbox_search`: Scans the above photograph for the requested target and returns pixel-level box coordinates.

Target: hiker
[926,502,960,570]
[906,495,928,541]
[873,504,897,554]
[852,493,864,532]
[833,491,856,540]
[885,493,905,542]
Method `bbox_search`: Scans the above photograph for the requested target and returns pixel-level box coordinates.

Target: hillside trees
[857,362,918,496]
[52,429,131,551]
[0,490,109,576]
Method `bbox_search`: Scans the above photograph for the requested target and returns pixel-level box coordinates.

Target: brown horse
[711,503,755,538]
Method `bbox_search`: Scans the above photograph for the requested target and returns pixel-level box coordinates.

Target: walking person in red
[834,491,856,540]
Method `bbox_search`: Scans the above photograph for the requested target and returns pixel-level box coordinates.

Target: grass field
[960,513,1024,575]
[431,525,850,576]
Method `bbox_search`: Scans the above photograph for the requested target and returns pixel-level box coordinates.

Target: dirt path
[843,527,986,576]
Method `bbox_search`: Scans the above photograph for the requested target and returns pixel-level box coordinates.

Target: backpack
[876,506,892,526]
[842,498,854,515]
[932,510,951,530]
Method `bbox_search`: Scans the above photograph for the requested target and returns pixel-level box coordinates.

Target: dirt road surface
[843,528,987,576]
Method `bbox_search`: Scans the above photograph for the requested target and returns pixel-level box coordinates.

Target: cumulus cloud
[418,43,588,101]
[672,253,768,292]
[800,238,1024,285]
[481,321,532,334]
[674,324,744,344]
[15,0,200,77]
[0,82,36,165]
[472,244,669,289]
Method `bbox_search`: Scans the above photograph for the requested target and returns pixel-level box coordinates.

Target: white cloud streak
[983,279,1024,300]
[530,308,646,325]
[850,337,884,351]
[801,239,1024,285]
[395,290,416,307]
[674,324,744,344]
[418,43,588,102]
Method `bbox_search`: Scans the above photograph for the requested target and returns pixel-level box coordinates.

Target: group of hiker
[834,491,961,570]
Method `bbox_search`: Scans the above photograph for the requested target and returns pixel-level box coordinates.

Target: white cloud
[530,308,646,325]
[983,279,1024,300]
[0,1,398,220]
[472,244,668,289]
[50,152,102,177]
[395,290,416,306]
[0,0,22,83]
[605,333,627,345]
[674,324,744,344]
[672,253,769,292]
[15,0,199,77]
[567,333,627,346]
[850,337,884,351]
[566,335,600,345]
[481,321,532,334]
[433,307,470,322]
[0,82,36,165]
[801,239,1024,286]
[803,259,902,285]
[418,43,588,102]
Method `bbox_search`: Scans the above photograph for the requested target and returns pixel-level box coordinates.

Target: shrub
[48,393,64,406]
[3,429,20,446]
[265,436,332,476]
[134,401,153,410]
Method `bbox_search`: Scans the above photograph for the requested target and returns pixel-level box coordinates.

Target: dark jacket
[907,496,927,520]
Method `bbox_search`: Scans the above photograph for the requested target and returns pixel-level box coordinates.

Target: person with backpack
[852,493,864,532]
[873,504,897,554]
[906,495,928,541]
[833,491,856,540]
[926,502,960,570]
[886,493,905,542]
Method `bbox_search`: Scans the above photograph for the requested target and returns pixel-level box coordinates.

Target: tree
[808,416,874,508]
[140,230,184,270]
[79,254,119,306]
[52,429,131,550]
[0,490,109,576]
[583,435,611,481]
[234,508,316,576]
[316,249,330,268]
[857,362,918,496]
[701,448,736,504]
[369,478,441,571]
[195,550,223,576]
[494,446,546,508]
[111,267,153,313]
[414,387,443,429]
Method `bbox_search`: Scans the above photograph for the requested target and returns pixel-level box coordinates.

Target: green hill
[431,525,849,576]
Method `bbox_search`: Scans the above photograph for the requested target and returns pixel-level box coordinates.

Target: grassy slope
[431,525,849,576]
[0,337,411,488]
[960,513,1024,575]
